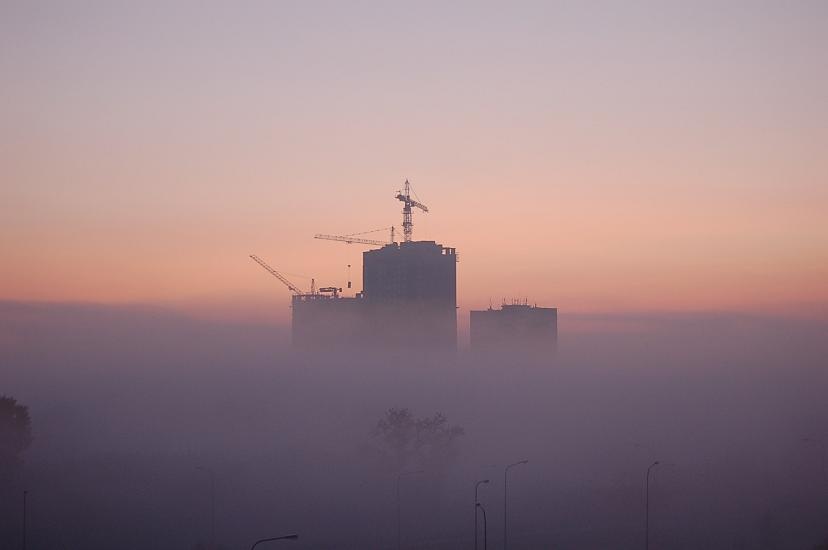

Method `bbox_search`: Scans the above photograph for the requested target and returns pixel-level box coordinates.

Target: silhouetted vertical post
[504,460,528,550]
[210,471,215,547]
[396,470,423,550]
[22,490,27,550]
[476,503,487,550]
[474,479,489,550]
[645,461,659,550]
[396,474,402,550]
[197,466,216,548]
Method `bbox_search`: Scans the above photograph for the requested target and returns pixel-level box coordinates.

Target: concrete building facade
[291,294,364,350]
[470,303,558,353]
[362,241,457,350]
[290,240,458,351]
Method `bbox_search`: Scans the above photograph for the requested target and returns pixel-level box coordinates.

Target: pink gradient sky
[2,1,826,324]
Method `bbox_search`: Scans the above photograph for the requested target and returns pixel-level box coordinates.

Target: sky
[2,1,827,324]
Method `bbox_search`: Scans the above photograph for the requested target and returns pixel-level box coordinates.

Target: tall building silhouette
[362,241,457,350]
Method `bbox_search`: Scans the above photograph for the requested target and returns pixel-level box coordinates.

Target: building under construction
[253,180,458,352]
[470,302,558,353]
[253,180,558,354]
[361,240,457,349]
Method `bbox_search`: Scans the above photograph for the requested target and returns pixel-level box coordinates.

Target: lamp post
[196,466,216,548]
[474,479,489,550]
[250,534,299,549]
[397,470,423,550]
[476,503,488,550]
[504,460,528,550]
[22,490,28,550]
[645,461,659,550]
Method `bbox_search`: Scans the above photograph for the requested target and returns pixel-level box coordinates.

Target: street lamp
[504,460,528,550]
[196,466,216,548]
[474,479,489,550]
[397,470,424,550]
[22,490,28,550]
[250,534,299,549]
[645,461,659,550]
[476,503,488,550]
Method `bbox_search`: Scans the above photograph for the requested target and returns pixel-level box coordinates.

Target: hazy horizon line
[2,298,826,326]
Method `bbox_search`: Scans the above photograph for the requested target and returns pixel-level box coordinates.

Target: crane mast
[395,179,428,242]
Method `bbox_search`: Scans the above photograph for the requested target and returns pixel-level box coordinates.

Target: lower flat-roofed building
[291,294,366,350]
[289,240,458,352]
[469,303,557,353]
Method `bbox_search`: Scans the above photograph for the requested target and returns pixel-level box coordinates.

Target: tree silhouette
[372,407,464,471]
[0,395,32,481]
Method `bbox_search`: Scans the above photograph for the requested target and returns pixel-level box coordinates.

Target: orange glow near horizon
[2,3,826,322]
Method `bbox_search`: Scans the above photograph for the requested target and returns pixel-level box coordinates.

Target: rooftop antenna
[395,179,429,242]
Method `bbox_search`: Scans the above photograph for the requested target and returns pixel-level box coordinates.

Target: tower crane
[249,254,314,295]
[315,178,428,246]
[314,226,396,246]
[315,234,387,246]
[396,179,428,242]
